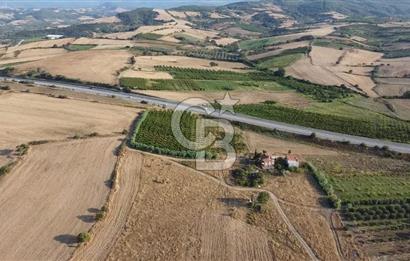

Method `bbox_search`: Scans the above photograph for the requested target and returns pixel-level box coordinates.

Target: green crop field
[65,44,96,51]
[131,110,200,158]
[150,66,354,101]
[257,53,304,69]
[130,110,246,159]
[235,102,410,143]
[307,155,410,237]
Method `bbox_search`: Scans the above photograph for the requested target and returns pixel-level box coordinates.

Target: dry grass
[244,131,339,158]
[377,57,410,78]
[15,50,132,84]
[0,92,138,149]
[214,37,239,46]
[374,78,410,96]
[0,137,120,260]
[82,16,121,24]
[104,152,308,261]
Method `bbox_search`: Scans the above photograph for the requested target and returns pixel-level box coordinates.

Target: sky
[0,0,250,8]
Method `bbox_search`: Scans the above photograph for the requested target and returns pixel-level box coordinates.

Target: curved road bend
[2,76,410,154]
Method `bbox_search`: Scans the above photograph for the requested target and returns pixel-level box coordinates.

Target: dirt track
[0,137,121,260]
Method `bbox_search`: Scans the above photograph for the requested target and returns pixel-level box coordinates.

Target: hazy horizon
[0,0,253,9]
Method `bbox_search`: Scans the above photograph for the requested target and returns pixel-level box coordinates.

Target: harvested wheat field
[0,137,121,260]
[0,92,138,149]
[137,90,310,107]
[121,69,173,79]
[7,38,75,52]
[214,37,239,46]
[134,55,248,72]
[374,78,410,96]
[16,50,132,84]
[82,16,121,24]
[245,131,339,157]
[153,9,174,22]
[377,57,410,78]
[80,151,309,261]
[247,41,310,61]
[72,38,134,49]
[287,46,382,97]
[262,170,341,260]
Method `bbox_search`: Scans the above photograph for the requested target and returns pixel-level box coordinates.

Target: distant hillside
[270,0,410,21]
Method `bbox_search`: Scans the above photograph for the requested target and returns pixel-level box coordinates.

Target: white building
[46,35,64,40]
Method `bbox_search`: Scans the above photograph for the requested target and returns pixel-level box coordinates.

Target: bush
[257,192,270,204]
[15,144,29,156]
[77,232,91,243]
[232,166,264,187]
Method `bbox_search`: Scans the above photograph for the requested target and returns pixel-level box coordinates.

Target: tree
[274,68,285,77]
[209,61,218,67]
[257,192,270,204]
[274,157,289,175]
[77,232,91,243]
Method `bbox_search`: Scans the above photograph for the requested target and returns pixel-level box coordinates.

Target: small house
[286,155,300,168]
[46,34,64,40]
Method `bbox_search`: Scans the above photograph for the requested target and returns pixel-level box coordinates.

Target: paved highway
[2,76,410,154]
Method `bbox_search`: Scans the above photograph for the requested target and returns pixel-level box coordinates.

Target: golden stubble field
[0,137,121,260]
[0,92,138,150]
[15,49,132,84]
[287,46,383,97]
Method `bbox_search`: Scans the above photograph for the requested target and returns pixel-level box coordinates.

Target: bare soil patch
[0,137,120,260]
[0,92,138,150]
[15,50,132,84]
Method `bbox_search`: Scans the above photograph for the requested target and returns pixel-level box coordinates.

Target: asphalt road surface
[2,76,410,154]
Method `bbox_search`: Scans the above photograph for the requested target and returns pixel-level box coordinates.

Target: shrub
[257,192,270,204]
[15,144,29,156]
[77,232,91,243]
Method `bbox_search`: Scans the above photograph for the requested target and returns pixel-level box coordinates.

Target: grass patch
[257,53,303,69]
[64,44,96,51]
[134,33,163,40]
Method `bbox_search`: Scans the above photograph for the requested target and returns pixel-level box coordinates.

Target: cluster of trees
[343,204,410,221]
[305,163,341,208]
[232,166,264,187]
[185,50,241,62]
